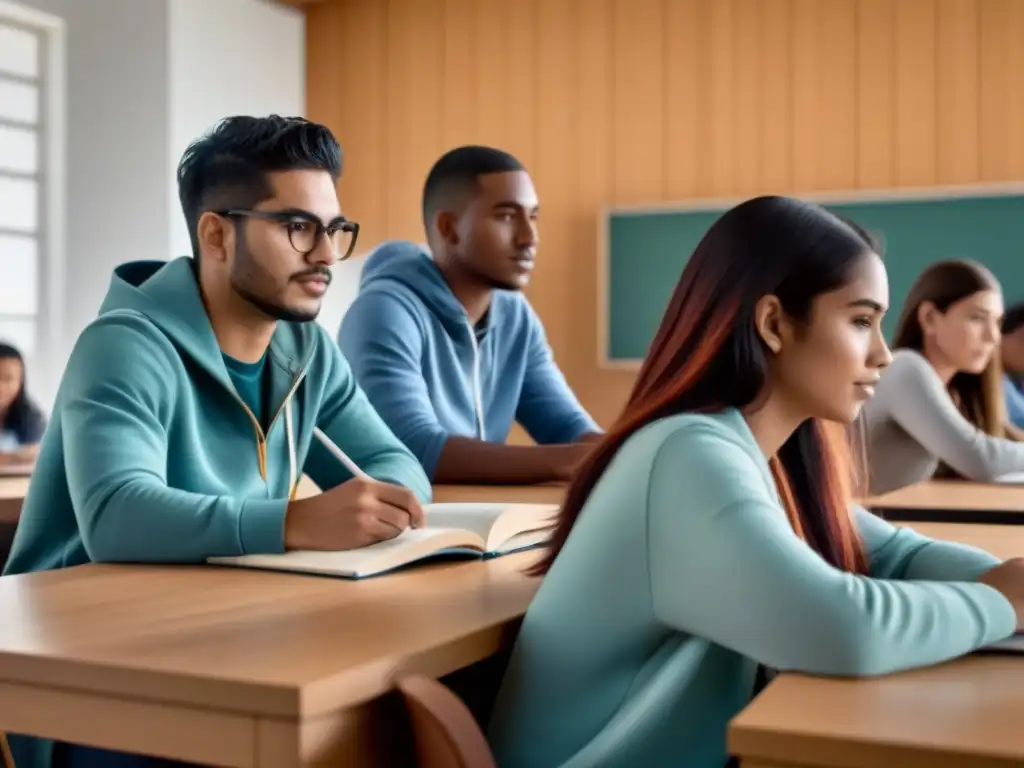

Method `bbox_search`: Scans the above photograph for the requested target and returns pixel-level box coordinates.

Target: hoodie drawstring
[285,398,298,501]
[464,319,486,441]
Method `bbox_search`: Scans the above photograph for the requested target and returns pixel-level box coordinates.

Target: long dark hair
[531,196,879,577]
[0,343,45,443]
[892,260,1008,442]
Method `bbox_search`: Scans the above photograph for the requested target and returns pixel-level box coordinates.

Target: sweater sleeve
[856,504,1002,580]
[647,425,1016,677]
[881,351,1024,480]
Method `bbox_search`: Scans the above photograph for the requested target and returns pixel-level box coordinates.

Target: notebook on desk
[995,472,1024,484]
[207,501,557,579]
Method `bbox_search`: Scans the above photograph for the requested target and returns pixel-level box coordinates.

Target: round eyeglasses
[217,208,360,261]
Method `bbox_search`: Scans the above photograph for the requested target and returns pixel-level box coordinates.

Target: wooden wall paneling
[307,0,389,248]
[663,0,700,200]
[703,0,737,196]
[732,0,760,196]
[533,0,574,360]
[611,0,665,203]
[441,0,478,151]
[574,0,624,421]
[501,1,537,171]
[473,2,508,149]
[893,0,938,186]
[385,0,444,241]
[306,0,1024,432]
[979,0,1024,181]
[790,0,820,190]
[936,0,980,184]
[816,0,858,190]
[757,0,793,194]
[856,0,896,189]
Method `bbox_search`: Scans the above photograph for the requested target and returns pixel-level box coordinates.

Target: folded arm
[884,352,1024,480]
[648,426,1015,677]
[62,314,286,563]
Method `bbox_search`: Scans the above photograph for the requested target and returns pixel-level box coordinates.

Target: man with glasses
[4,114,430,768]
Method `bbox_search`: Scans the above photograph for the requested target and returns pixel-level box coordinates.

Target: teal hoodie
[4,256,430,574]
[487,408,1015,767]
[3,257,431,764]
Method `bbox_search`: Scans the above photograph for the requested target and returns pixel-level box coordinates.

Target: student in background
[0,342,46,465]
[863,260,1024,494]
[338,145,600,485]
[1001,302,1024,428]
[487,197,1024,768]
[4,116,429,768]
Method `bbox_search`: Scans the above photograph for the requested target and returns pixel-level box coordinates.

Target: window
[0,1,63,401]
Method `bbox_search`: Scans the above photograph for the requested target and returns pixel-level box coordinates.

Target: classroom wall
[308,0,1024,429]
[17,0,171,404]
[13,0,308,405]
[167,0,305,260]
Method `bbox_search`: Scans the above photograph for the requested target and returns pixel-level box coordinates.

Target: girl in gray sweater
[864,259,1024,494]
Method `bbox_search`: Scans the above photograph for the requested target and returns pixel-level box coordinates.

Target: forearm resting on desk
[433,437,589,484]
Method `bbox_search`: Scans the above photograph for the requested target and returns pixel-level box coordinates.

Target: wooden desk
[0,475,28,525]
[731,656,1024,767]
[432,483,565,505]
[0,552,541,767]
[863,480,1024,525]
[730,522,1024,767]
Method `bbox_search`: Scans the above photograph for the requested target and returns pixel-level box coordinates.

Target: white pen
[312,426,372,481]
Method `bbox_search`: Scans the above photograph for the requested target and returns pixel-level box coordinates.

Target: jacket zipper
[228,366,310,483]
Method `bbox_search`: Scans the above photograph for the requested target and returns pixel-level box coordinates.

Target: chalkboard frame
[598,181,1024,370]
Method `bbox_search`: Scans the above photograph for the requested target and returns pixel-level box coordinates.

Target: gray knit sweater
[863,349,1024,494]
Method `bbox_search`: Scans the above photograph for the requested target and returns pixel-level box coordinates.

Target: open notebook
[208,501,558,579]
[995,472,1024,484]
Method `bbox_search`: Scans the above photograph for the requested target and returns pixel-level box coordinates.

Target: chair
[397,675,497,768]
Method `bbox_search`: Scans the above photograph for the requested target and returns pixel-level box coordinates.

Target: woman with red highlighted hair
[487,195,1024,768]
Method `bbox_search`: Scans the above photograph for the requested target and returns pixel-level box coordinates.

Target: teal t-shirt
[223,352,267,428]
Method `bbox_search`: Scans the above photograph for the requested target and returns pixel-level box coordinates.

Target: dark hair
[531,196,880,577]
[893,259,1007,440]
[0,343,46,444]
[1004,302,1024,335]
[176,115,343,258]
[421,145,525,229]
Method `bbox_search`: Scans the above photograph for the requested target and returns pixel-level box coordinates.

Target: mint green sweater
[487,409,1016,768]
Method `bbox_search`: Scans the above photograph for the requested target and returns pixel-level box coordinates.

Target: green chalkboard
[603,191,1024,363]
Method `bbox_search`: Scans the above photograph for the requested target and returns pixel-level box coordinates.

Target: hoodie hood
[360,240,506,336]
[99,257,316,385]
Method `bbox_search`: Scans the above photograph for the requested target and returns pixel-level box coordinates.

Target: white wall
[167,0,304,259]
[13,0,170,404]
[13,0,320,404]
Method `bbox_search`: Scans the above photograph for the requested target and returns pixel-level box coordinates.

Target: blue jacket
[337,241,598,478]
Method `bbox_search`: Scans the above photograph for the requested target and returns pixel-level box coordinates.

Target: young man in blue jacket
[5,115,429,767]
[338,146,601,485]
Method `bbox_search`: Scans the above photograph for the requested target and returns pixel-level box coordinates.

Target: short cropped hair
[1005,302,1024,335]
[177,115,342,258]
[421,145,524,228]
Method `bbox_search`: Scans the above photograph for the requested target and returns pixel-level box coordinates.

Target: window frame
[0,0,65,402]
